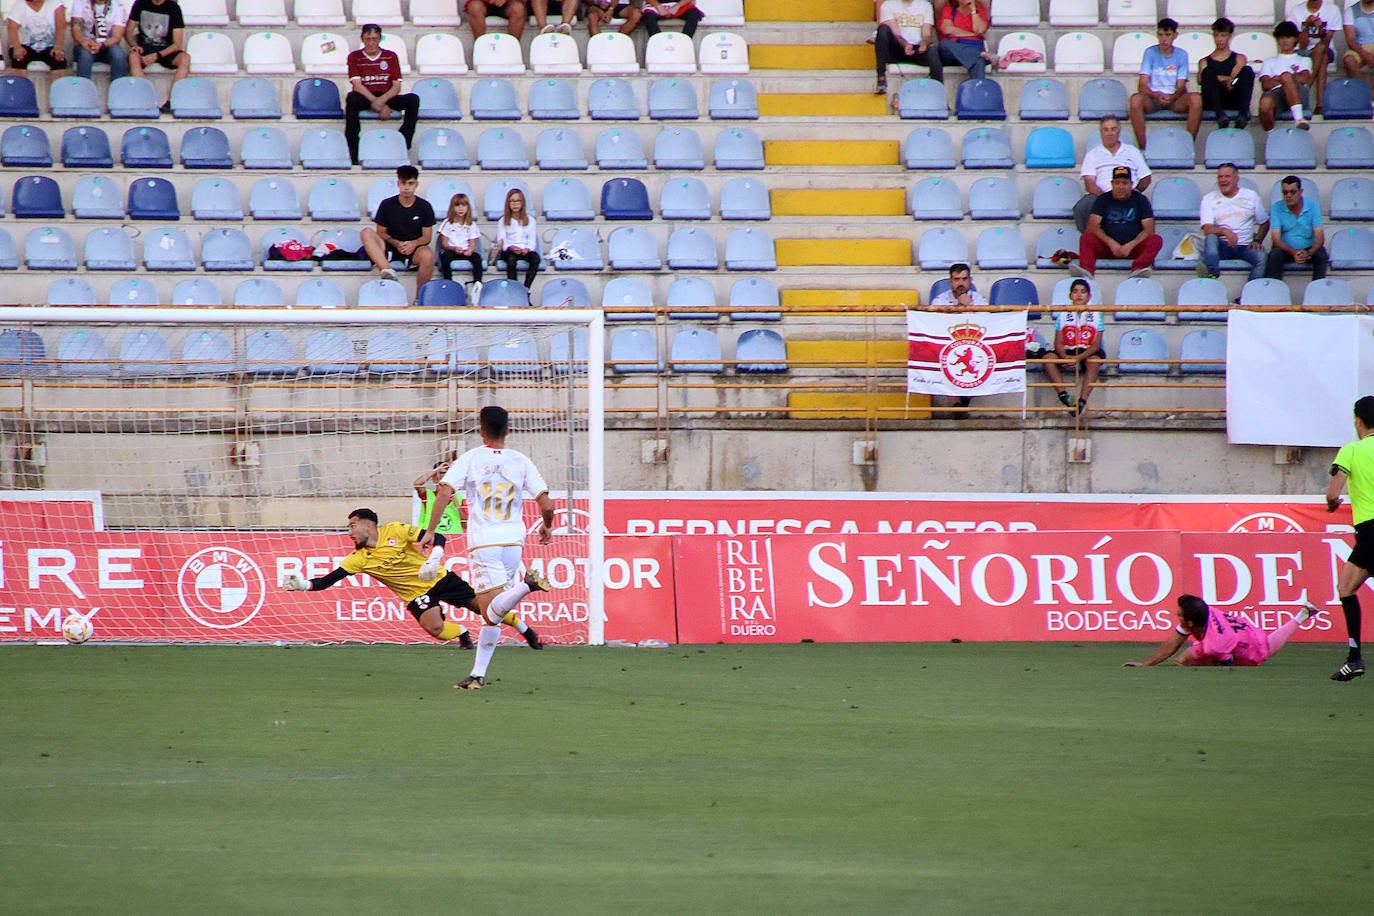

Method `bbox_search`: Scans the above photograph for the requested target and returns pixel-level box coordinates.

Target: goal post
[0,306,606,646]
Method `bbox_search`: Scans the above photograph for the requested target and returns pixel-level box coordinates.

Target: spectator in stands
[1128,17,1202,148]
[1264,175,1328,281]
[7,0,68,72]
[1044,279,1104,417]
[126,0,190,111]
[1073,165,1162,280]
[530,0,573,34]
[1074,115,1151,233]
[579,0,641,36]
[929,261,985,418]
[1342,0,1374,87]
[495,187,540,289]
[1198,162,1268,281]
[1258,21,1313,131]
[1198,17,1254,129]
[1287,0,1340,114]
[437,192,484,301]
[873,0,942,95]
[345,23,420,167]
[936,0,996,81]
[70,0,131,81]
[466,0,529,41]
[642,0,702,39]
[362,165,436,290]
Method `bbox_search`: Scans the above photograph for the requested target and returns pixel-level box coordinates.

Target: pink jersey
[1187,607,1269,666]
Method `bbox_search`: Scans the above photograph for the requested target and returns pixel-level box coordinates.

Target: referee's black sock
[1340,594,1363,662]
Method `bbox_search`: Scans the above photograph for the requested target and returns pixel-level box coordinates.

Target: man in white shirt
[1074,114,1153,231]
[1198,162,1268,281]
[1286,0,1340,111]
[873,0,942,95]
[928,262,987,419]
[1258,20,1313,130]
[70,0,132,81]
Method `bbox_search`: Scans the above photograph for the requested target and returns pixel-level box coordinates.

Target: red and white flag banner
[907,310,1027,396]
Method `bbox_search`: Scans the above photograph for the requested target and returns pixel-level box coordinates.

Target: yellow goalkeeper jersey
[340,522,445,603]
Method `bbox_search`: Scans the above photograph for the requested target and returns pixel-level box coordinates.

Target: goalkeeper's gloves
[282,573,310,592]
[418,546,444,582]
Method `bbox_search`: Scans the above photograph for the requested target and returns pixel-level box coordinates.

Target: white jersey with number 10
[440,446,549,550]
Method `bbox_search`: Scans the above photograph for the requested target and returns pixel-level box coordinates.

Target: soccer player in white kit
[420,405,556,690]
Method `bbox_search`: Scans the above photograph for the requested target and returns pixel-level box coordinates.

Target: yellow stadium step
[765,140,898,166]
[788,391,932,420]
[775,238,911,268]
[782,289,922,310]
[758,93,889,117]
[745,0,872,22]
[771,188,906,217]
[751,44,874,70]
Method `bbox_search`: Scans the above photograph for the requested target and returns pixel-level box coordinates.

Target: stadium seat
[414,127,468,170]
[1111,31,1153,75]
[181,330,235,377]
[201,228,255,270]
[107,77,159,118]
[240,126,293,168]
[548,227,603,270]
[695,0,744,23]
[1329,177,1374,221]
[649,178,707,222]
[358,130,409,169]
[708,77,758,120]
[12,176,63,219]
[1054,32,1105,73]
[729,277,781,321]
[421,329,473,376]
[535,128,587,169]
[975,227,1028,270]
[989,276,1040,309]
[53,329,110,376]
[968,176,1020,219]
[991,0,1039,25]
[307,178,361,221]
[2,327,55,376]
[903,127,956,169]
[20,225,73,268]
[1144,126,1196,169]
[358,280,409,308]
[0,76,39,117]
[293,78,343,119]
[1114,276,1167,321]
[353,0,404,25]
[1175,277,1229,320]
[719,177,770,220]
[476,128,529,169]
[1330,228,1374,270]
[1178,328,1226,375]
[237,0,287,24]
[1263,128,1315,170]
[300,128,352,169]
[1107,0,1156,26]
[540,277,591,309]
[607,227,662,270]
[602,276,655,320]
[548,327,589,375]
[587,33,639,75]
[655,127,705,169]
[241,330,295,375]
[530,78,579,119]
[1024,126,1075,168]
[647,32,696,74]
[300,32,351,75]
[127,177,180,220]
[610,328,660,373]
[1031,176,1078,219]
[0,227,17,269]
[470,78,522,120]
[143,229,196,271]
[1049,0,1097,25]
[1035,226,1081,268]
[472,33,524,75]
[531,33,582,75]
[315,228,369,271]
[1115,327,1169,374]
[230,77,283,118]
[961,127,1013,168]
[588,78,640,119]
[184,32,237,73]
[542,177,596,220]
[50,76,102,118]
[182,0,230,24]
[918,227,970,270]
[1302,277,1356,305]
[1018,78,1069,120]
[414,79,462,120]
[73,175,126,219]
[648,78,699,119]
[170,278,223,306]
[118,331,175,376]
[61,125,112,168]
[1238,277,1292,307]
[411,0,460,25]
[666,227,719,270]
[670,328,723,373]
[714,127,765,169]
[120,127,173,168]
[416,279,467,306]
[954,78,1006,120]
[229,32,292,75]
[413,33,468,75]
[261,227,314,270]
[180,126,233,168]
[108,278,160,307]
[170,78,223,119]
[1325,127,1374,169]
[1322,79,1374,120]
[488,332,543,375]
[1077,77,1129,120]
[1203,127,1255,169]
[47,277,97,305]
[235,278,286,307]
[78,231,134,273]
[595,128,647,169]
[295,278,347,309]
[250,178,303,220]
[665,276,717,319]
[897,78,949,120]
[698,32,749,74]
[1150,176,1202,219]
[1230,31,1277,71]
[995,32,1046,73]
[476,279,531,309]
[911,177,963,220]
[1,125,50,167]
[725,228,775,271]
[481,178,529,219]
[304,330,357,375]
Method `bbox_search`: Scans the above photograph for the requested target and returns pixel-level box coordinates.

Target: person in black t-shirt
[126,0,190,111]
[1073,166,1163,279]
[361,165,436,290]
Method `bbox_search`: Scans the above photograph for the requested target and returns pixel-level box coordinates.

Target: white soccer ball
[61,613,93,645]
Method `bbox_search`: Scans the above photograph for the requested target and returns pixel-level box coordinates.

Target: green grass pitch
[2,642,1369,914]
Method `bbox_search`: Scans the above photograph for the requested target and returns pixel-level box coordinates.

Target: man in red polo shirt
[345,23,420,166]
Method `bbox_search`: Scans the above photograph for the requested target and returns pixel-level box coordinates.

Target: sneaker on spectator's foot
[455,675,485,690]
[381,268,398,281]
[525,568,551,593]
[1195,262,1217,279]
[874,76,887,95]
[1057,391,1073,409]
[540,23,555,34]
[866,29,877,44]
[1068,262,1092,279]
[1128,267,1152,279]
[1076,397,1088,417]
[469,281,482,305]
[1234,114,1250,130]
[1297,119,1311,130]
[1331,660,1366,682]
[522,626,544,650]
[556,22,572,34]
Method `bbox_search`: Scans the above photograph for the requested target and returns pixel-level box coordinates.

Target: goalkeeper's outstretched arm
[282,568,350,592]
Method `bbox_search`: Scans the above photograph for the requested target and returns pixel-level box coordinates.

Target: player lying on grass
[1123,594,1319,667]
[281,508,548,653]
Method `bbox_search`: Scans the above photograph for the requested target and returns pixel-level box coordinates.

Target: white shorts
[467,545,522,595]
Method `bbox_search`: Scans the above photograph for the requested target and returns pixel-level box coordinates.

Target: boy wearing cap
[1074,165,1162,279]
[345,23,420,166]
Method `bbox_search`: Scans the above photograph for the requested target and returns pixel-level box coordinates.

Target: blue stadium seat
[1031,176,1078,219]
[670,328,723,373]
[180,126,233,168]
[47,277,97,305]
[191,178,243,220]
[261,227,316,271]
[1239,277,1293,307]
[1179,329,1226,374]
[422,329,473,377]
[366,329,422,374]
[1150,176,1202,219]
[968,176,1020,219]
[660,177,712,220]
[610,328,661,373]
[83,227,138,270]
[708,77,759,119]
[1329,177,1374,221]
[1321,78,1374,120]
[549,328,589,374]
[1144,126,1196,169]
[898,78,949,119]
[0,227,17,269]
[587,77,640,119]
[719,177,770,220]
[182,331,235,376]
[12,176,63,218]
[127,177,180,220]
[1264,127,1315,170]
[143,228,196,270]
[1114,275,1167,320]
[725,228,776,271]
[358,280,410,308]
[1018,78,1070,120]
[300,128,351,169]
[60,125,113,167]
[230,77,284,118]
[729,277,780,320]
[1115,327,1170,373]
[73,175,125,219]
[1302,277,1356,305]
[413,78,463,120]
[201,228,255,270]
[293,77,344,118]
[540,277,591,309]
[666,276,717,319]
[235,277,286,307]
[1151,226,1195,270]
[654,126,705,169]
[50,76,102,118]
[107,77,159,118]
[595,127,647,168]
[601,177,653,220]
[55,329,110,376]
[240,126,294,168]
[170,77,222,118]
[0,76,39,117]
[295,279,347,308]
[477,279,531,308]
[307,178,361,220]
[608,226,662,270]
[470,78,522,119]
[1035,226,1080,268]
[602,276,655,320]
[529,77,580,119]
[476,127,529,169]
[244,331,296,375]
[359,130,410,169]
[1203,127,1255,169]
[954,78,1006,119]
[713,127,765,169]
[535,127,587,169]
[482,178,530,219]
[1077,77,1128,119]
[1176,276,1229,320]
[305,330,358,375]
[975,227,1027,270]
[989,276,1040,310]
[118,331,174,376]
[417,279,468,306]
[171,278,224,306]
[250,178,303,219]
[1325,126,1374,169]
[108,278,159,306]
[918,227,970,270]
[1024,126,1076,167]
[488,334,542,375]
[903,127,956,169]
[120,127,173,168]
[1,125,51,167]
[666,227,719,269]
[548,227,603,270]
[413,127,468,169]
[648,77,699,119]
[542,177,595,220]
[961,127,1013,168]
[1267,176,1318,210]
[1330,228,1374,270]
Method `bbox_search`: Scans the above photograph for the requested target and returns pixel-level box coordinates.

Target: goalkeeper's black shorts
[406,572,477,621]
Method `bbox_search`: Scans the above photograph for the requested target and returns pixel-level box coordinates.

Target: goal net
[0,306,605,647]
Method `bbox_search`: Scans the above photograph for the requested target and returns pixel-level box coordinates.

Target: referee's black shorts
[1350,520,1374,574]
[406,572,477,621]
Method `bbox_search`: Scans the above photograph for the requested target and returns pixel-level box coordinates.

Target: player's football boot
[458,630,474,650]
[454,675,485,690]
[1331,660,1366,682]
[524,568,551,593]
[523,626,544,650]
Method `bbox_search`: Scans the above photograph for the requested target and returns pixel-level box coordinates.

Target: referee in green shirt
[1325,395,1374,682]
